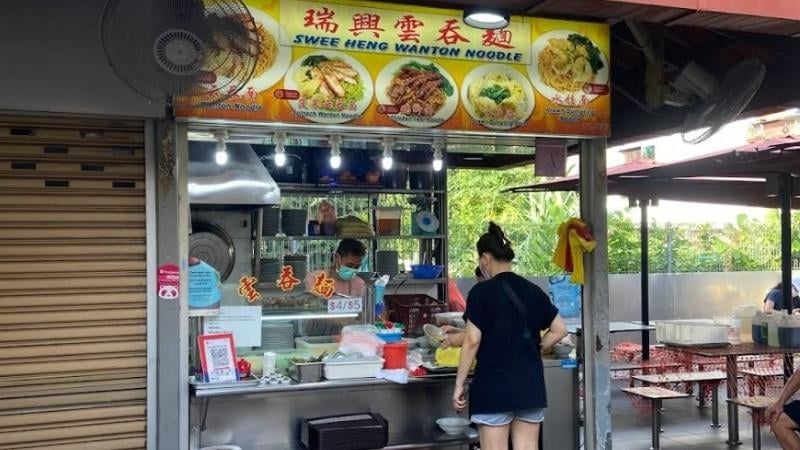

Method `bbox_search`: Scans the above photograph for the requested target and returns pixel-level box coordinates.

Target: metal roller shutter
[0,116,147,450]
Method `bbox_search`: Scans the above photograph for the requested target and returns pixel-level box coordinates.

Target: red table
[665,343,800,445]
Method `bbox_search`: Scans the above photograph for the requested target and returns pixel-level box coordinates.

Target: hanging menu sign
[176,0,610,137]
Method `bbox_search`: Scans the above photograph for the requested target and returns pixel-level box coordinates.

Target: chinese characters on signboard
[176,0,610,138]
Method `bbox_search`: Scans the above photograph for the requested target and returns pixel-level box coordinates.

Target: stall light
[329,135,342,169]
[274,132,287,167]
[262,313,358,321]
[382,137,394,170]
[432,138,444,172]
[214,131,229,165]
[463,6,509,30]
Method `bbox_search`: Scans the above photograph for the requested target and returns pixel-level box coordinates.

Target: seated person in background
[302,239,366,336]
[763,281,800,314]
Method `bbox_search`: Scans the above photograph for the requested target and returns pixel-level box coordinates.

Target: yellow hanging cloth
[552,218,597,284]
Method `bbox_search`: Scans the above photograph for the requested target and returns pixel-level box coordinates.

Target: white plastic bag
[338,331,384,357]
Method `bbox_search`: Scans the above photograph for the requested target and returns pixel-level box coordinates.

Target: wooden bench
[633,371,726,428]
[728,396,778,450]
[611,361,683,387]
[623,386,690,450]
[740,368,782,396]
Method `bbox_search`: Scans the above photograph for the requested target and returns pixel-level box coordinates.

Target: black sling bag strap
[499,279,540,345]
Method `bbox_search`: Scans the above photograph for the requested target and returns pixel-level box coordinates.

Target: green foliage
[447,167,577,277]
[448,168,795,277]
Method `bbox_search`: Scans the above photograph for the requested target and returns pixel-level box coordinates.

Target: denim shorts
[471,408,546,426]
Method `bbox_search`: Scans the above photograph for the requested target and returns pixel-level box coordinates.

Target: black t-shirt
[463,272,559,414]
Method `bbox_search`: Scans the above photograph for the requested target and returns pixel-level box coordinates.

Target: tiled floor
[610,380,782,449]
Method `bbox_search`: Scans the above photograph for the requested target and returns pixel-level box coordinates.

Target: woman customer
[452,223,568,450]
[763,281,800,314]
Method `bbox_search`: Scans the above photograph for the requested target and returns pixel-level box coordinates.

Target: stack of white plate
[262,322,295,350]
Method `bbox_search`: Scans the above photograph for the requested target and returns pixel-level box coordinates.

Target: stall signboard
[276,265,302,292]
[237,275,262,303]
[176,0,610,137]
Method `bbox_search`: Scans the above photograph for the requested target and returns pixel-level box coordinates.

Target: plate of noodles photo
[242,7,291,93]
[375,57,459,128]
[461,64,534,130]
[527,30,609,105]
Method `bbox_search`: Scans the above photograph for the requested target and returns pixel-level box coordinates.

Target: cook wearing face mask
[304,238,367,298]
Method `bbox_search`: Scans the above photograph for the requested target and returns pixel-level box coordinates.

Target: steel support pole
[780,173,793,382]
[580,138,612,450]
[641,201,650,361]
[156,119,190,450]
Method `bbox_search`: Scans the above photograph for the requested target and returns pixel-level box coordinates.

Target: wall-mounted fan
[668,59,766,144]
[101,0,261,108]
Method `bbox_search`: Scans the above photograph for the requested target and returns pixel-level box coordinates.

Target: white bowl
[553,344,574,358]
[423,324,446,348]
[437,417,471,435]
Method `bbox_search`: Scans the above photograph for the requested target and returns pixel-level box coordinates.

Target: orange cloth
[552,218,596,285]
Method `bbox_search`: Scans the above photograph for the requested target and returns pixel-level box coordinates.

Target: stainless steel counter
[189,357,578,450]
[191,373,463,398]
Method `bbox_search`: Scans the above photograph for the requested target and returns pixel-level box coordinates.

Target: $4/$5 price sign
[327,297,363,314]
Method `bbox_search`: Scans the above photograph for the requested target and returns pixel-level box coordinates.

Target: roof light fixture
[432,138,444,172]
[382,137,394,171]
[463,6,509,30]
[214,130,228,165]
[273,132,286,167]
[329,135,342,170]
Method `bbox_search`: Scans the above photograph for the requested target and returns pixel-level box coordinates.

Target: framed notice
[198,333,239,383]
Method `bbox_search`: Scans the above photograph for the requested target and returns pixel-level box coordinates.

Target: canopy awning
[505,137,800,209]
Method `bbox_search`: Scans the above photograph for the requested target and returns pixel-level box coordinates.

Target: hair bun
[488,222,510,246]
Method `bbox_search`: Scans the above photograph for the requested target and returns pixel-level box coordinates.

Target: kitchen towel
[552,218,596,285]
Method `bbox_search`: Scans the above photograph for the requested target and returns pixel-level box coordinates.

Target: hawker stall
[177,1,609,449]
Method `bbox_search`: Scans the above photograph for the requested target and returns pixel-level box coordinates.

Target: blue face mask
[338,266,358,281]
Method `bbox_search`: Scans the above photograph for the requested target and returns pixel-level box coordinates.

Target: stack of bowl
[281,209,308,237]
[283,254,308,283]
[259,258,282,285]
[262,206,281,237]
[376,251,399,276]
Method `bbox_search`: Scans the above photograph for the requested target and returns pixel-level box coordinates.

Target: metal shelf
[387,277,447,286]
[278,183,444,195]
[262,235,444,241]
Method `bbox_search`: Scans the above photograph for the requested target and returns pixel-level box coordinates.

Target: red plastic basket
[385,294,446,337]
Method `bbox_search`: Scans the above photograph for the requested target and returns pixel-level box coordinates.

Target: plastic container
[779,324,800,348]
[376,328,403,342]
[323,355,384,379]
[295,336,340,357]
[752,312,768,345]
[768,314,781,347]
[376,207,403,235]
[734,305,759,344]
[383,342,409,369]
[410,264,444,280]
[655,320,728,346]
